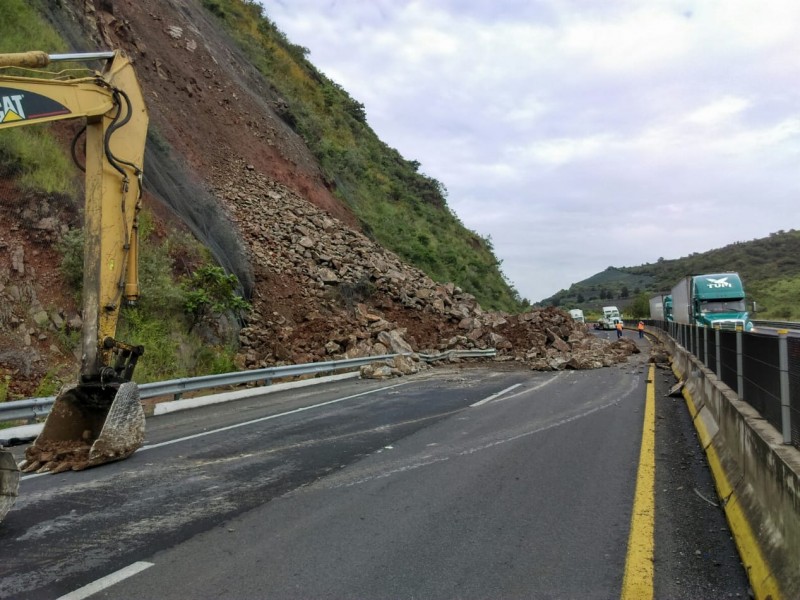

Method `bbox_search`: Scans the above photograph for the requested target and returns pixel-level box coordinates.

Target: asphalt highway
[0,341,750,599]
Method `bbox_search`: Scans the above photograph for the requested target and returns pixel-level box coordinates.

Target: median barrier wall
[652,327,800,599]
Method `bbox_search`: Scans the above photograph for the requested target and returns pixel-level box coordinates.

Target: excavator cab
[0,50,149,519]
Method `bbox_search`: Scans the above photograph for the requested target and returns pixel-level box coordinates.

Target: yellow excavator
[0,50,149,523]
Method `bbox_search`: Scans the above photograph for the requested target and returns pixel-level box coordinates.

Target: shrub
[58,229,84,293]
[183,265,250,332]
[334,276,376,309]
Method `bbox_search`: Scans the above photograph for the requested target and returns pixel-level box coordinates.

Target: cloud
[685,96,751,126]
[263,0,800,302]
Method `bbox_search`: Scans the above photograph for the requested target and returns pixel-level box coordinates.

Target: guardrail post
[736,326,743,400]
[779,330,791,444]
[715,325,721,379]
[703,326,708,366]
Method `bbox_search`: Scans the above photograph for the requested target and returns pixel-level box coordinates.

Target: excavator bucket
[21,382,144,474]
[0,450,20,523]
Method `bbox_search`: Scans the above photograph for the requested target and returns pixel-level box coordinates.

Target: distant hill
[539,229,800,320]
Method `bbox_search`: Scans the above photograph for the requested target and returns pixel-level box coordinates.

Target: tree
[183,266,250,332]
[627,292,650,318]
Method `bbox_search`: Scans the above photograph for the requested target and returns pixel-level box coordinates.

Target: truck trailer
[670,273,753,331]
[649,295,665,320]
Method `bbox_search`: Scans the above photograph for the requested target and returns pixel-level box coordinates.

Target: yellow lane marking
[678,377,782,600]
[621,364,655,600]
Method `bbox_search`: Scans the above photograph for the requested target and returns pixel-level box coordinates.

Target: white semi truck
[597,306,623,330]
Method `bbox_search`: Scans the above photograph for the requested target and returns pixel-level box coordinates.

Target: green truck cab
[670,273,753,331]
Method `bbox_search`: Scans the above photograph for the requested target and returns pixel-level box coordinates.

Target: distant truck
[670,273,753,331]
[597,306,623,330]
[568,309,585,323]
[649,295,665,320]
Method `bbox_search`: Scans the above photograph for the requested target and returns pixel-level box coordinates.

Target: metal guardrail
[0,349,497,425]
[651,319,799,450]
[752,319,800,330]
[418,348,496,362]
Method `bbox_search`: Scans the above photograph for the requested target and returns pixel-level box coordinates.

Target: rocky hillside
[0,0,638,397]
[213,159,638,373]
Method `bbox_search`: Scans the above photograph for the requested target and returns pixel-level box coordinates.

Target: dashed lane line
[56,561,153,600]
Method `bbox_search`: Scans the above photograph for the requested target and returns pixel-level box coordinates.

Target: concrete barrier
[652,328,800,600]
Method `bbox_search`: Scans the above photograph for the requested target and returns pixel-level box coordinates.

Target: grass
[747,276,800,321]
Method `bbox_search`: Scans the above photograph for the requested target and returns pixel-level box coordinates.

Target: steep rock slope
[212,159,636,372]
[0,0,636,396]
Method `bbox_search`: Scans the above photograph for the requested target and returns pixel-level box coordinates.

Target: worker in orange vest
[615,321,623,338]
[637,320,645,338]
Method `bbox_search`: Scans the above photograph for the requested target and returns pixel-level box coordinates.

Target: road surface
[0,338,749,599]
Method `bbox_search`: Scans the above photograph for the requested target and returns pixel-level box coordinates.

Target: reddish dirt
[87,0,359,229]
[22,440,92,473]
[0,178,80,397]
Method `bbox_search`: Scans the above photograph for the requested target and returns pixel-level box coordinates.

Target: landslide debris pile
[215,161,637,375]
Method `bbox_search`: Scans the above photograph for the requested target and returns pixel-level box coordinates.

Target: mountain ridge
[540,229,800,320]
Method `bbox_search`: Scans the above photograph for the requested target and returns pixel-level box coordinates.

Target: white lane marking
[140,381,412,451]
[20,381,413,480]
[470,372,563,408]
[333,373,640,489]
[336,397,626,490]
[56,561,153,600]
[471,383,523,407]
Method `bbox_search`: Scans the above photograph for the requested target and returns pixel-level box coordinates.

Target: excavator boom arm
[0,50,148,378]
[0,51,149,503]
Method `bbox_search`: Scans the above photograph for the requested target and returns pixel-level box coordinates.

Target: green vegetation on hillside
[542,230,800,320]
[0,0,74,195]
[200,0,525,311]
[58,209,245,382]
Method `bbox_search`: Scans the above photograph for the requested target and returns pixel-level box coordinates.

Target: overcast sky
[263,0,800,303]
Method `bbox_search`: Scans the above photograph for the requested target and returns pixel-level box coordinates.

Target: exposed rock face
[217,161,636,373]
